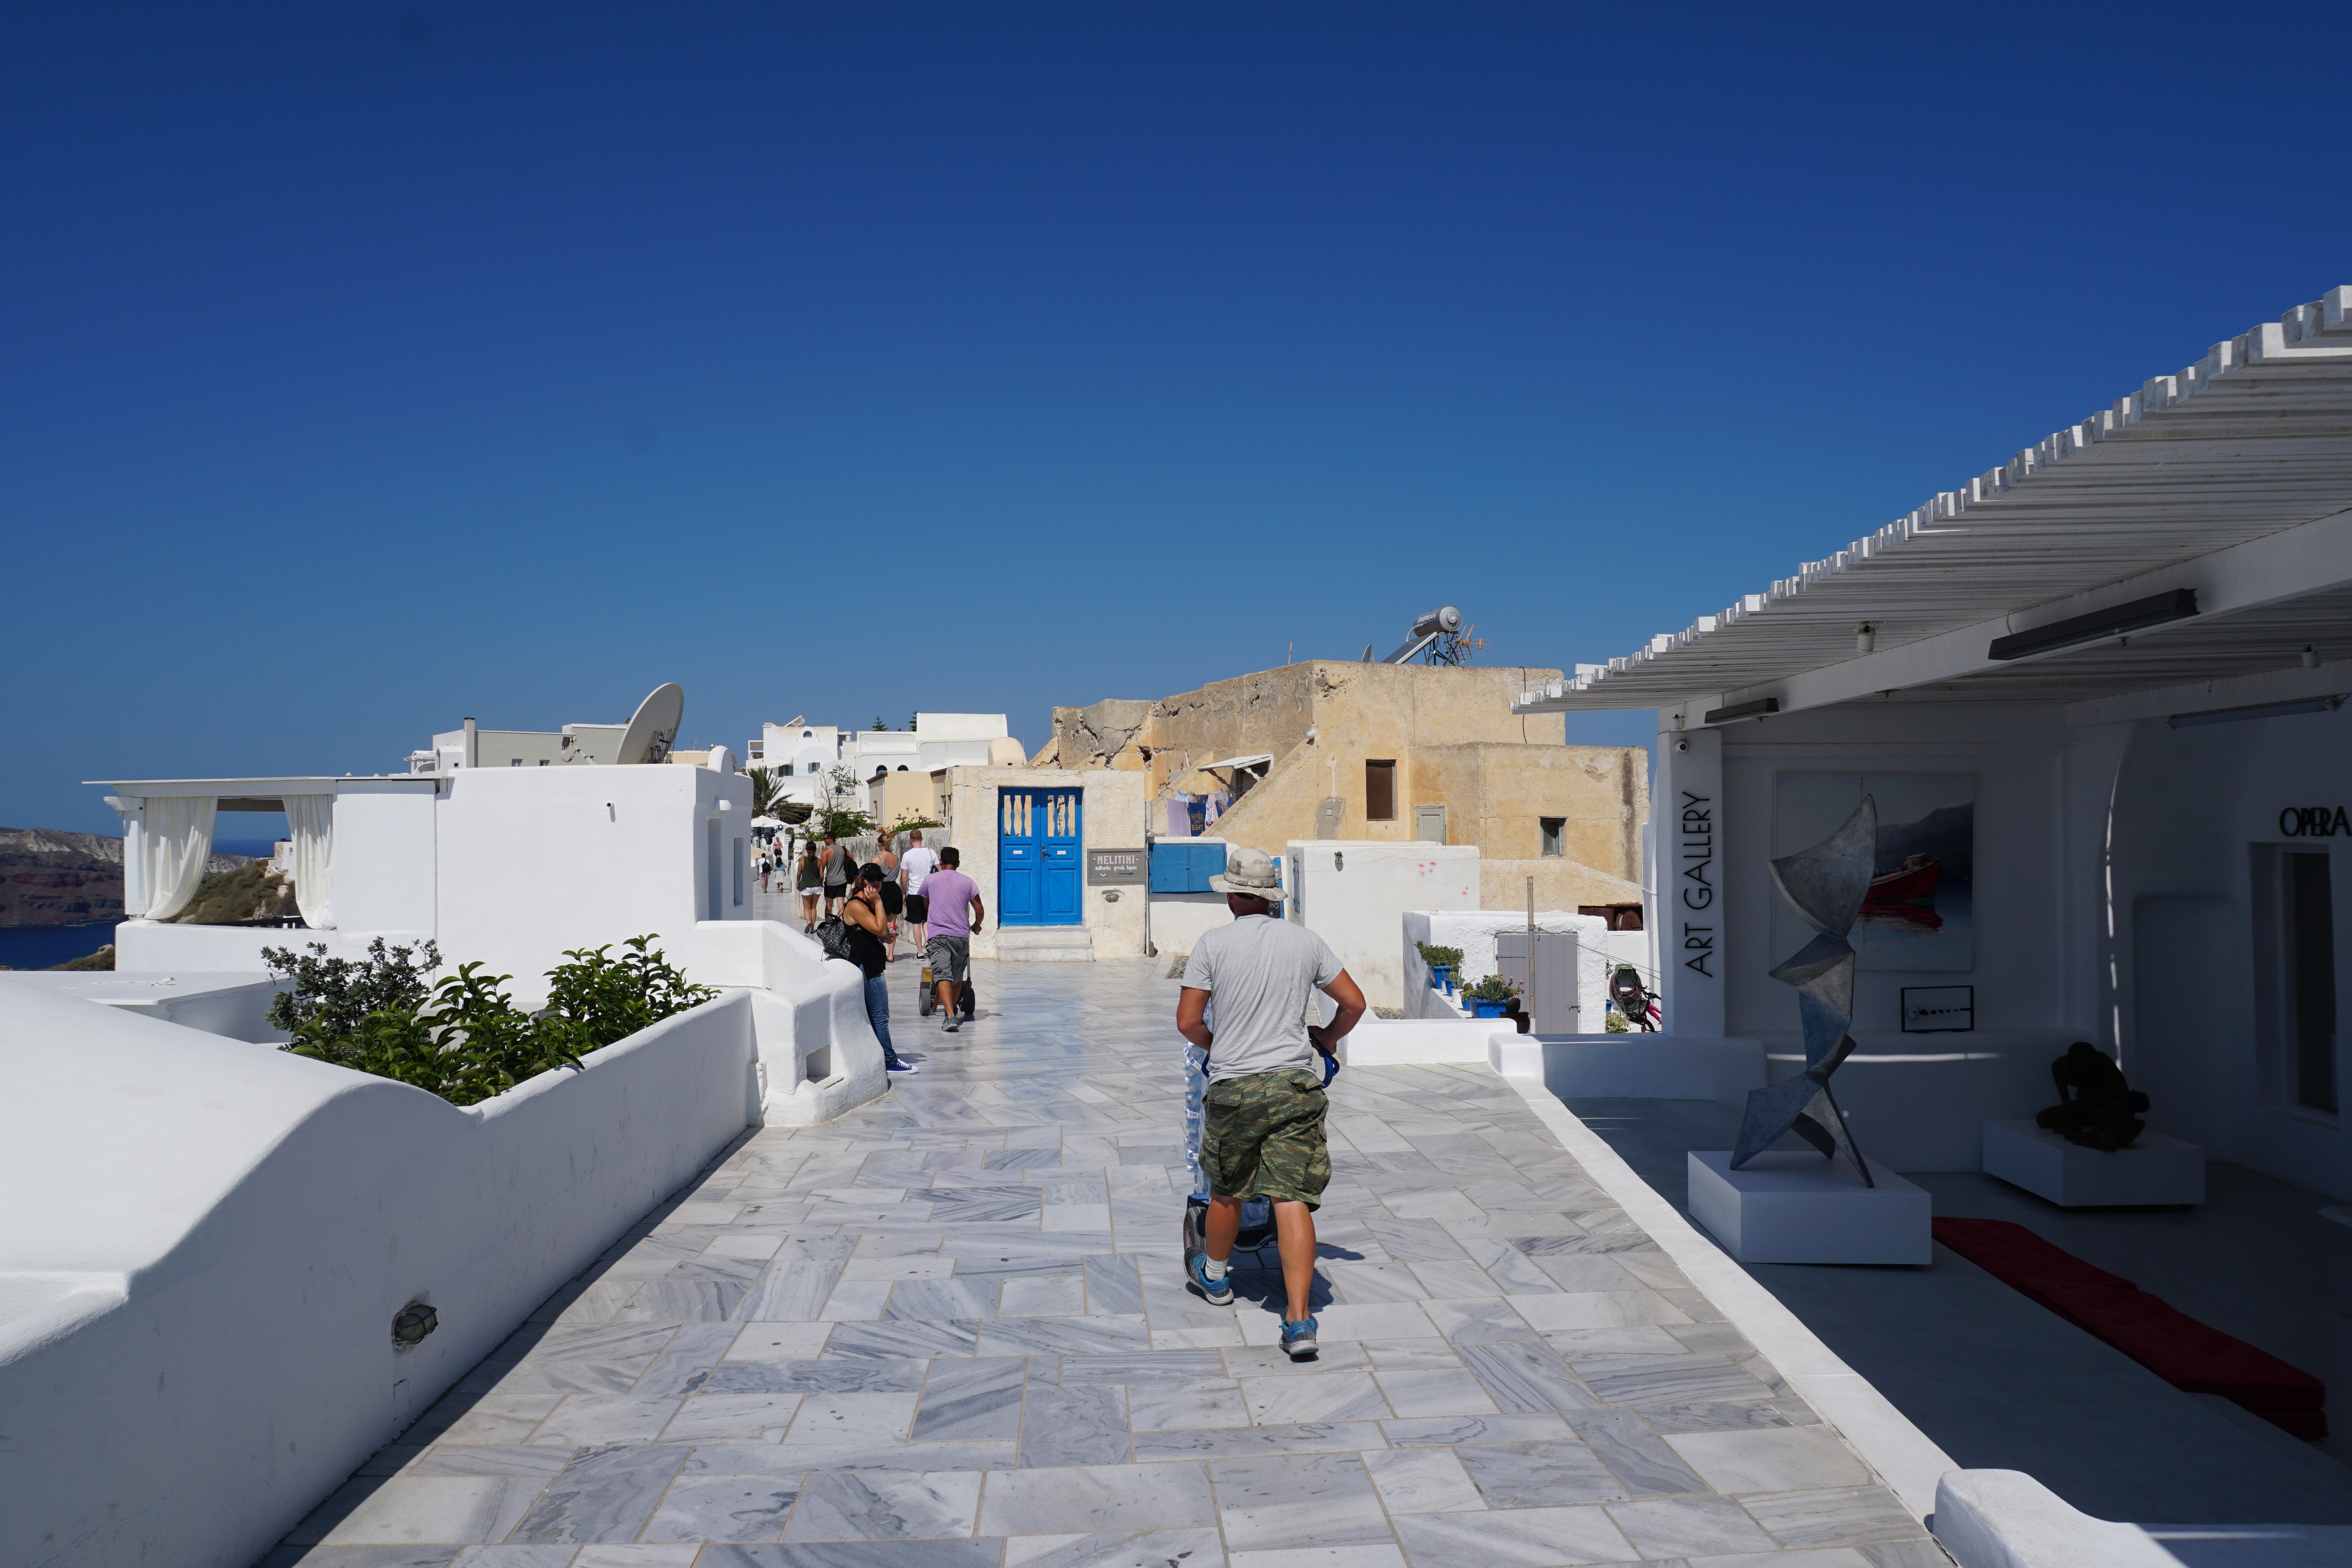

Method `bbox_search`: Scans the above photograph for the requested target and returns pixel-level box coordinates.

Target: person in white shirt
[1175,846,1365,1360]
[898,830,940,952]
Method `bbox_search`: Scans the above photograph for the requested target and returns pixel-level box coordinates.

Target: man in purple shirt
[921,847,984,1032]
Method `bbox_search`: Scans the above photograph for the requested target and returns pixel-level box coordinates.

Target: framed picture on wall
[1901,985,1975,1032]
[1772,772,1975,972]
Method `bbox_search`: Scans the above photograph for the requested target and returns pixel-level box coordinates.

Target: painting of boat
[1864,853,1941,905]
[1774,772,1973,971]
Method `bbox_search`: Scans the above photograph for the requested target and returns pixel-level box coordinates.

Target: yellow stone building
[1032,660,1648,912]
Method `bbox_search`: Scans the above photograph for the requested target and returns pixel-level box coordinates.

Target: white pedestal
[1687,1151,1931,1264]
[1981,1119,2205,1207]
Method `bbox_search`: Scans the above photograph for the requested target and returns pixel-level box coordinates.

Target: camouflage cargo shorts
[1200,1067,1331,1209]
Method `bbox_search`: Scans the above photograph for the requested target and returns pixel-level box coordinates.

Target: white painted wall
[1285,841,1479,1009]
[330,778,439,932]
[2109,705,2352,1202]
[0,971,284,1042]
[118,764,755,1012]
[1659,699,2181,1175]
[0,984,750,1568]
[1148,892,1231,958]
[1400,909,1610,1025]
[944,768,1148,960]
[0,912,886,1568]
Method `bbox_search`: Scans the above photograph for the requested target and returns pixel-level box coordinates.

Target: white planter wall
[0,918,886,1568]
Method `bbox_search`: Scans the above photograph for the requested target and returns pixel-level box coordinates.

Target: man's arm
[1177,986,1213,1053]
[1307,969,1367,1058]
[968,891,985,932]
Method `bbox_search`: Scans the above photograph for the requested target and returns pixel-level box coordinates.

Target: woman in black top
[844,865,913,1073]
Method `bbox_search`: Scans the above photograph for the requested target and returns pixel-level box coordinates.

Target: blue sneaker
[1187,1252,1234,1305]
[1281,1316,1319,1360]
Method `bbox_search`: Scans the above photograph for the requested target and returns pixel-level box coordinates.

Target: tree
[745,765,789,820]
[872,715,887,730]
[804,763,876,841]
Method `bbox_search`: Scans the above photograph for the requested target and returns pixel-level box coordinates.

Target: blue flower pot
[1470,999,1511,1018]
[1429,964,1455,992]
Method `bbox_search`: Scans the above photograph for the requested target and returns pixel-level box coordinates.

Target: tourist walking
[1174,846,1365,1360]
[899,828,938,953]
[796,843,824,933]
[820,831,853,916]
[919,846,983,1033]
[843,865,917,1074]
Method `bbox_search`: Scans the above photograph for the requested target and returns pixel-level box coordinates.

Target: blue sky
[7,2,2348,838]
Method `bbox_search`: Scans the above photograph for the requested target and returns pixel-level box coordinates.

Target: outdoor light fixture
[1987,589,2198,661]
[2166,694,2347,729]
[2304,645,2321,669]
[1855,624,1876,654]
[1703,697,1779,725]
[391,1302,439,1347]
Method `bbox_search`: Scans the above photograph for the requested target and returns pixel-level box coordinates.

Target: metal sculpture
[1731,795,1878,1185]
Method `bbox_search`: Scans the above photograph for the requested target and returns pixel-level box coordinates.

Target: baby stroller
[1179,1043,1279,1271]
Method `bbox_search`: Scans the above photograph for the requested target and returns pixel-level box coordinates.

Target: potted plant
[1415,941,1464,994]
[1461,972,1520,1018]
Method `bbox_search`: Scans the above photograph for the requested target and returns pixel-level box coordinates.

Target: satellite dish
[615,683,684,765]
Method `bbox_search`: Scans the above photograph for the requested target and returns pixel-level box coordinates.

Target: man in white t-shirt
[1176,846,1365,1360]
[898,830,940,951]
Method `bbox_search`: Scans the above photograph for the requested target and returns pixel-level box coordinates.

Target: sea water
[0,923,118,971]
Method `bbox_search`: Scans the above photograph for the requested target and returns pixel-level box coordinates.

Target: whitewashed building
[0,714,898,1567]
[1515,283,2352,1202]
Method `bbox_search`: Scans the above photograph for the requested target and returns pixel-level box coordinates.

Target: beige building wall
[1034,661,1646,908]
[939,767,1148,961]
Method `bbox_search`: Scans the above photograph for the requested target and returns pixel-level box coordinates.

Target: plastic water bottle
[1181,1042,1210,1201]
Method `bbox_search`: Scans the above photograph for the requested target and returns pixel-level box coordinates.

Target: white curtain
[284,794,336,930]
[133,795,218,921]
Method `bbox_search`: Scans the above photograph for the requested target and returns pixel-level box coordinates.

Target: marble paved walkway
[266,958,1945,1568]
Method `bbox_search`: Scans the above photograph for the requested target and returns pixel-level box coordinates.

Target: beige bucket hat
[1210,845,1285,903]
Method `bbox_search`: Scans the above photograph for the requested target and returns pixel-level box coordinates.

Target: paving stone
[260,955,1898,1563]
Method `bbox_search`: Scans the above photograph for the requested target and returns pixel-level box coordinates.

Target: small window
[510,758,523,767]
[1365,760,1396,821]
[539,759,550,767]
[1540,817,1565,858]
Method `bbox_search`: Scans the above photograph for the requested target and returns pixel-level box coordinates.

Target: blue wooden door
[1000,787,1083,925]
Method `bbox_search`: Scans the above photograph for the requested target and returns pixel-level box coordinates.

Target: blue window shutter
[1150,842,1188,893]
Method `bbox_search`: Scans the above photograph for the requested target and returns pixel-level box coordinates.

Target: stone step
[995,925,1095,962]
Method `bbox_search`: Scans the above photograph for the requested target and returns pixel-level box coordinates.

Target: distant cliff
[0,827,253,927]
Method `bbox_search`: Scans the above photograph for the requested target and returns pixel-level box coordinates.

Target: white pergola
[1516,285,2352,727]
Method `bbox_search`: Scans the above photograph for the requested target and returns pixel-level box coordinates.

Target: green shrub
[539,937,719,1059]
[1415,942,1464,969]
[263,938,445,1062]
[268,935,716,1108]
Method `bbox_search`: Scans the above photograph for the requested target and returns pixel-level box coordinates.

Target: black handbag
[816,915,858,965]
